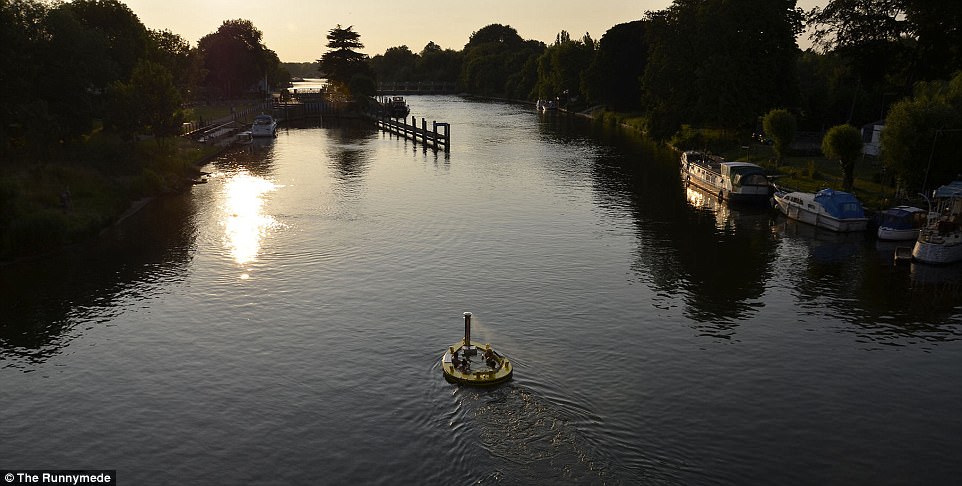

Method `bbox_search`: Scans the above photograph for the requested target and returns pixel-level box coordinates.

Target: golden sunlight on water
[221,171,280,267]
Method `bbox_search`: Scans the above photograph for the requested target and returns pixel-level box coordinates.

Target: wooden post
[421,118,427,147]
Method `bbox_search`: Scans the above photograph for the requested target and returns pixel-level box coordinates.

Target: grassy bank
[1,132,220,261]
[715,143,897,210]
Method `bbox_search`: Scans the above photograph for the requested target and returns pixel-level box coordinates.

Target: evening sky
[122,0,826,62]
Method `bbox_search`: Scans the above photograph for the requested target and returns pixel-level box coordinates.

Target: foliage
[762,109,798,165]
[807,0,962,83]
[582,20,647,110]
[821,124,863,191]
[670,126,742,153]
[146,29,194,98]
[532,31,594,106]
[318,25,374,100]
[882,72,962,193]
[460,24,545,98]
[370,45,418,82]
[641,0,803,136]
[197,19,278,99]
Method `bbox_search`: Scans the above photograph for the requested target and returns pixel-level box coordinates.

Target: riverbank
[0,134,223,262]
[563,105,901,210]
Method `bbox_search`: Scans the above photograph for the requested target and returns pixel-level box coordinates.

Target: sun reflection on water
[221,171,279,267]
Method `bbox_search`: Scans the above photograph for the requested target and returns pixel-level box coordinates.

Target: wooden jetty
[181,96,450,152]
[368,113,450,151]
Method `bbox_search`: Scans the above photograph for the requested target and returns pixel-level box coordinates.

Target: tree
[64,0,149,88]
[415,42,462,83]
[582,20,648,110]
[642,0,803,136]
[105,60,184,145]
[198,19,275,99]
[146,29,193,98]
[460,24,544,98]
[762,109,798,166]
[318,24,373,97]
[807,1,962,98]
[369,45,418,82]
[821,124,863,191]
[882,73,962,193]
[533,32,594,104]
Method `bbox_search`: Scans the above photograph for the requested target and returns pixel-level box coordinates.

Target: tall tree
[64,0,148,88]
[642,0,803,136]
[318,25,374,98]
[582,20,648,111]
[460,24,544,98]
[146,29,193,98]
[198,19,275,99]
[533,32,594,104]
[807,0,962,100]
[821,124,863,191]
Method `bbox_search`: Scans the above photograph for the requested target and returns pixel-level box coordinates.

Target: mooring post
[421,118,427,146]
[463,312,472,349]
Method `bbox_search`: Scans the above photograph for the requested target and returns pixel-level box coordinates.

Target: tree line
[2,0,959,193]
[364,0,961,193]
[0,0,287,158]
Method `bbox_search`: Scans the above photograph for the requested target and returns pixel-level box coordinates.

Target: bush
[670,125,741,153]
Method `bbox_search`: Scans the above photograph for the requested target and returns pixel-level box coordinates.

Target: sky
[122,0,826,62]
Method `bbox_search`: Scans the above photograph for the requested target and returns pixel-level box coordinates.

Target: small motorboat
[441,312,513,386]
[774,188,870,232]
[251,114,277,137]
[876,205,927,241]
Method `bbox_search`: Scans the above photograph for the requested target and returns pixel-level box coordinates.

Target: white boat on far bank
[774,188,870,232]
[251,114,277,137]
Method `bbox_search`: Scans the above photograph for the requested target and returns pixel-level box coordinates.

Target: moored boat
[876,206,927,241]
[383,96,410,118]
[441,312,513,386]
[912,180,962,264]
[250,114,277,137]
[773,188,870,232]
[680,151,772,203]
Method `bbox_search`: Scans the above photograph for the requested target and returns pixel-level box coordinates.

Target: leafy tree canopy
[821,124,863,191]
[198,19,277,99]
[582,20,648,110]
[882,72,962,193]
[763,108,798,165]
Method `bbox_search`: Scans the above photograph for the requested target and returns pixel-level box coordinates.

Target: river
[2,96,962,485]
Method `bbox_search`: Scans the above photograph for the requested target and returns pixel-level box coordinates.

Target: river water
[2,96,962,485]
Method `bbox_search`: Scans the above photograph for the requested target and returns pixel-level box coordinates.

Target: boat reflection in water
[221,171,281,270]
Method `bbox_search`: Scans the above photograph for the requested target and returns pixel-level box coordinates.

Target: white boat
[876,205,927,240]
[912,180,962,264]
[250,114,277,137]
[773,188,870,232]
[680,150,772,203]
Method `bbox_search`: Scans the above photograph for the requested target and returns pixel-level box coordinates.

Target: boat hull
[774,193,869,232]
[912,237,962,264]
[877,227,920,241]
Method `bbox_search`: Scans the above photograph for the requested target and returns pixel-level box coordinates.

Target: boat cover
[878,207,924,229]
[933,180,962,198]
[814,189,865,219]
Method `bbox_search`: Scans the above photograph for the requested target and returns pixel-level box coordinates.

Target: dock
[368,114,450,152]
[182,95,451,152]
